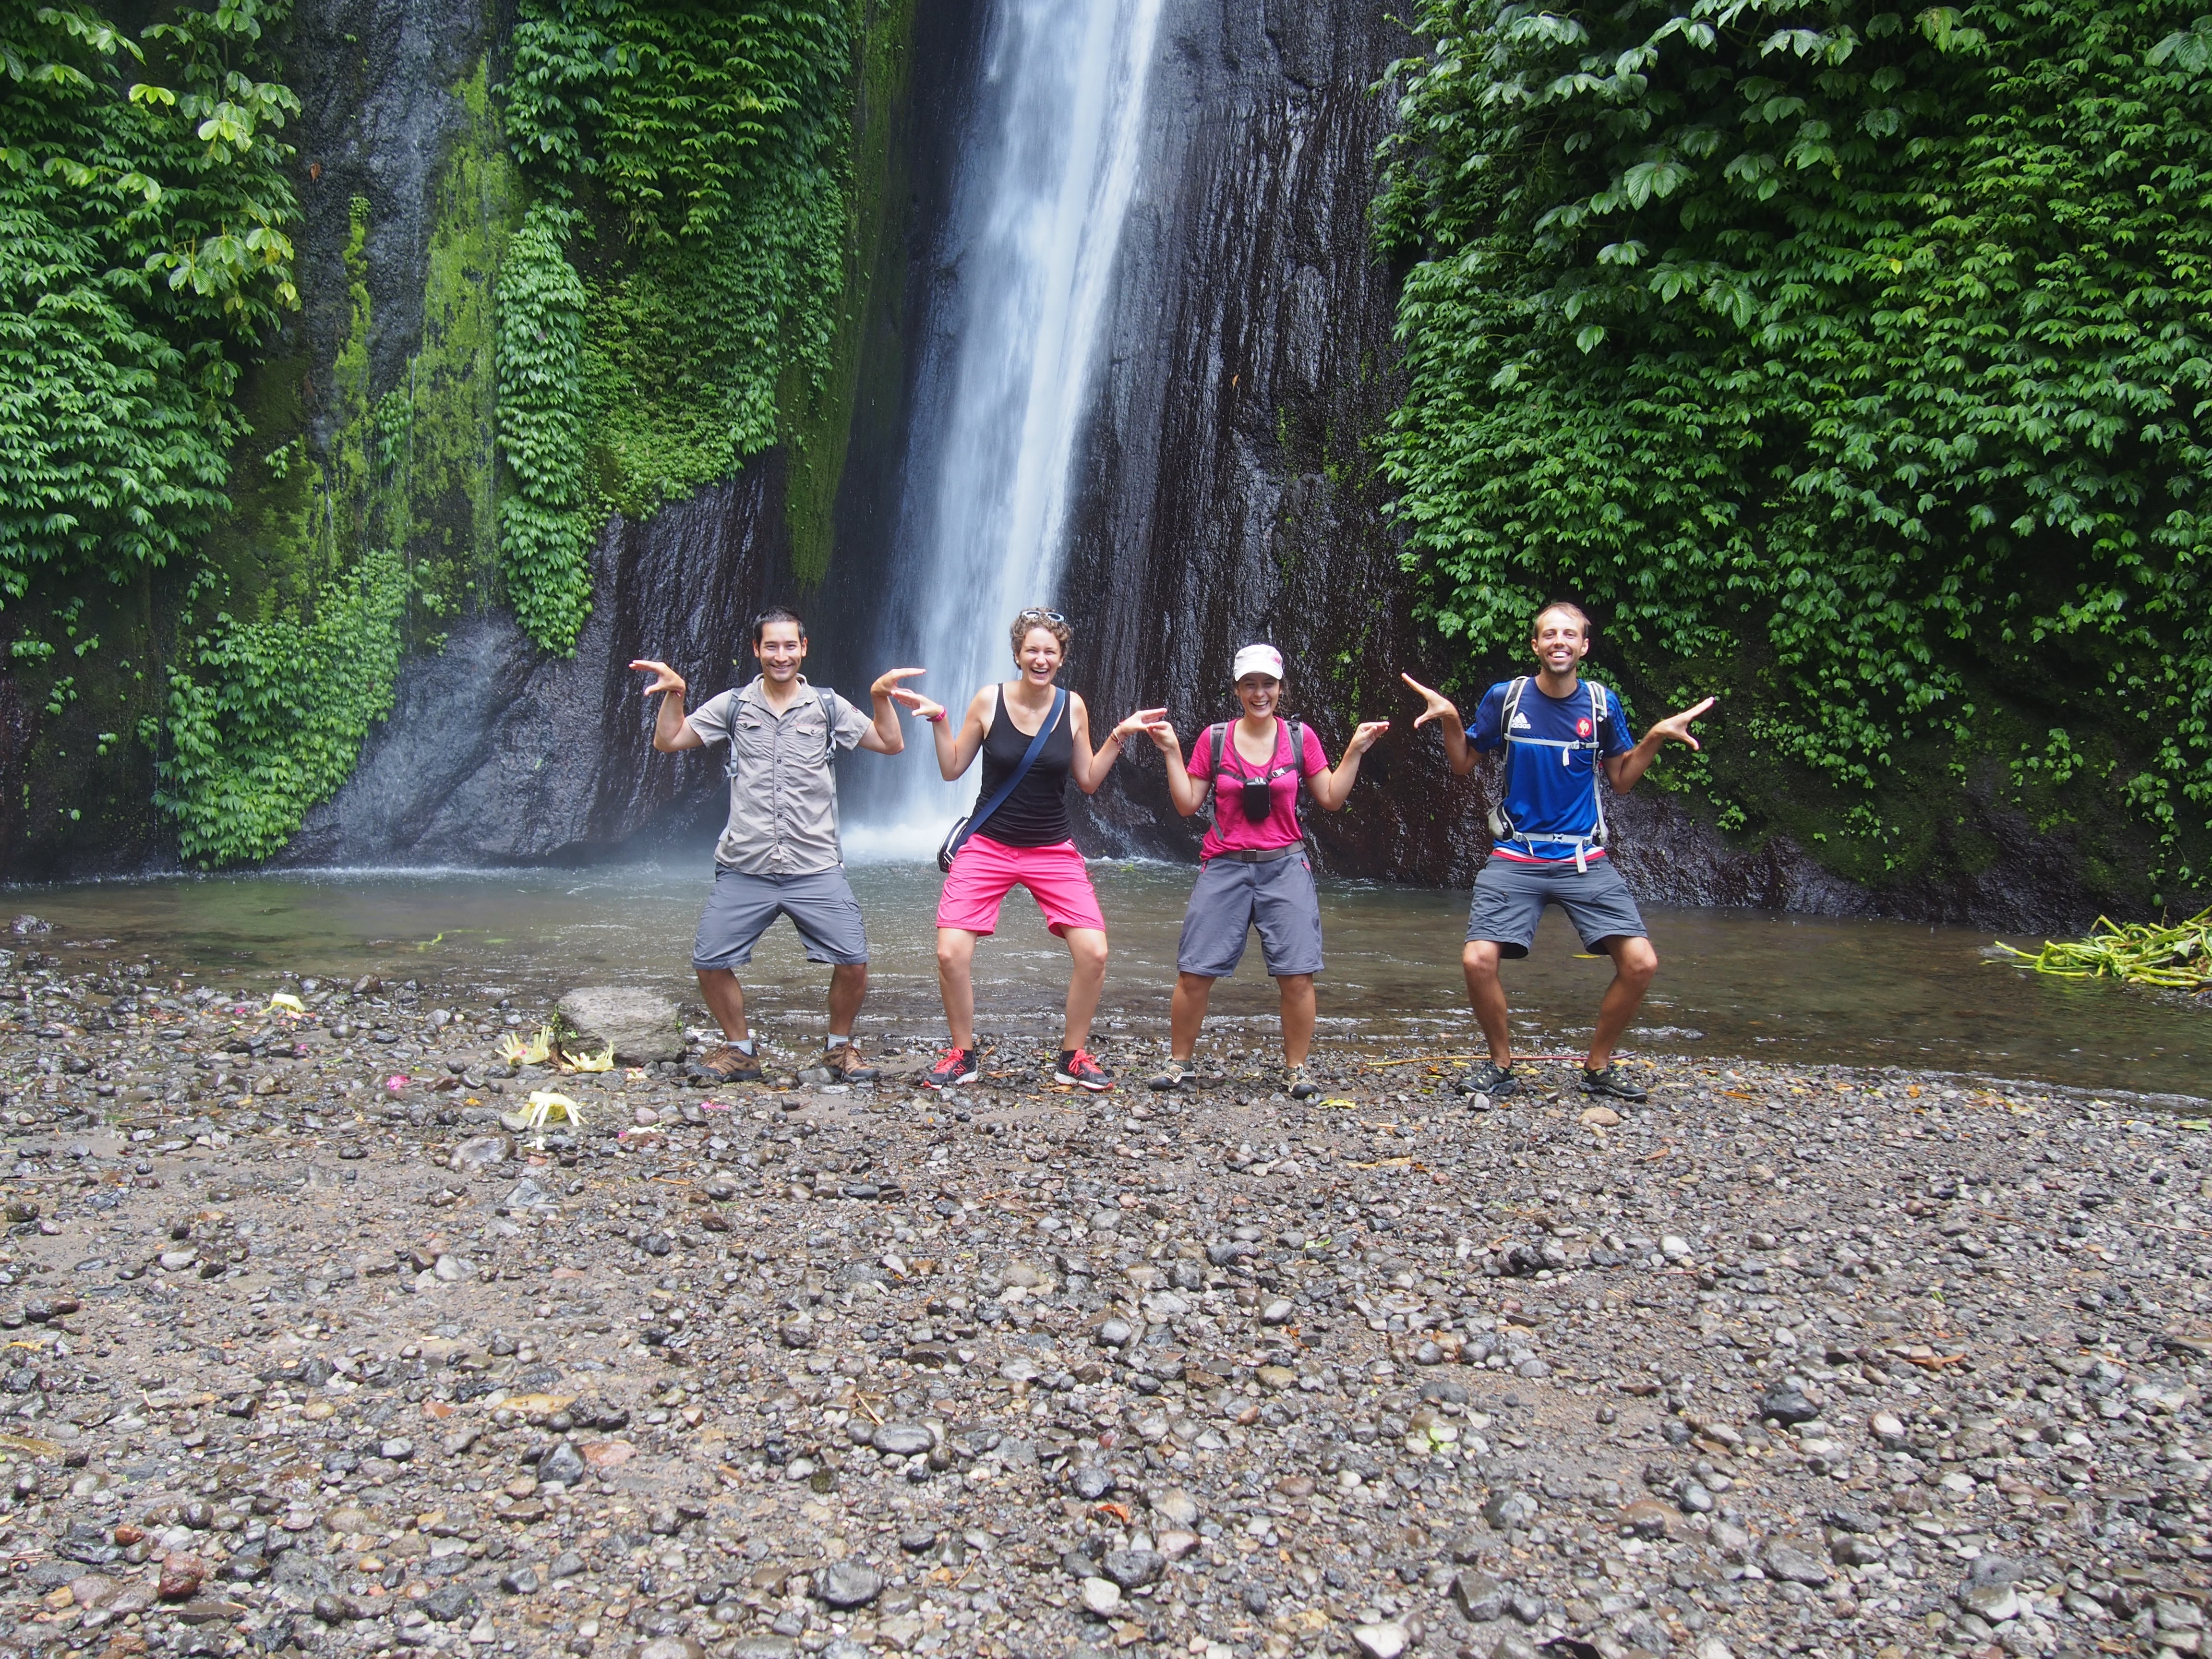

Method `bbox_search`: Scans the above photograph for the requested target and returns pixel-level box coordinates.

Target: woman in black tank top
[900,610,1166,1094]
[971,682,1075,844]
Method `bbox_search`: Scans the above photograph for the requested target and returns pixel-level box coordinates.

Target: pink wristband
[925,709,947,724]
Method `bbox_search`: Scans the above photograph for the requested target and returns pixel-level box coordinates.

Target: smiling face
[1236,673,1282,719]
[1015,626,1064,685]
[753,620,808,684]
[1530,607,1591,678]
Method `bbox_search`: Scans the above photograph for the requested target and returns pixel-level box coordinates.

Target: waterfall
[845,0,1164,856]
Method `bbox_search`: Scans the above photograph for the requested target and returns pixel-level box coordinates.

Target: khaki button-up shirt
[685,676,870,875]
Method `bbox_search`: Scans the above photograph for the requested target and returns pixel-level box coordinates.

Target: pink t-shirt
[1188,719,1330,858]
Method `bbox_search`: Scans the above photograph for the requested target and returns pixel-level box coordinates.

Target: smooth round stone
[871,1423,934,1457]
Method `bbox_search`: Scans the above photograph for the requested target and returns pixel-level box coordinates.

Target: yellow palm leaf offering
[560,1041,615,1073]
[267,992,306,1014]
[498,1025,555,1066]
[522,1091,585,1134]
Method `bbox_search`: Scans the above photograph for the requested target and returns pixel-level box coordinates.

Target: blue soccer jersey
[1467,677,1636,861]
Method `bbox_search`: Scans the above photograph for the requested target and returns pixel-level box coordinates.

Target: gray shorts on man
[1467,855,1646,958]
[693,866,868,971]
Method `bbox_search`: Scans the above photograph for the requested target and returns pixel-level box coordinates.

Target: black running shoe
[923,1047,980,1089]
[1581,1065,1648,1103]
[1457,1059,1518,1099]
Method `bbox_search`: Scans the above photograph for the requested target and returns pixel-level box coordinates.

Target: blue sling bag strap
[937,685,1068,873]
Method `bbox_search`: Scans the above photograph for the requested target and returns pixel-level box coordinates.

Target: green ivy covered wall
[1378,0,2212,913]
[0,0,911,871]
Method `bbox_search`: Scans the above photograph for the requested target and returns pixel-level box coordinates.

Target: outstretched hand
[630,659,686,698]
[1112,708,1170,746]
[1399,673,1460,729]
[1345,719,1391,755]
[1646,696,1718,751]
[892,687,947,721]
[871,665,926,699]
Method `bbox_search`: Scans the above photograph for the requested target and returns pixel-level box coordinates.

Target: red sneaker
[1054,1048,1115,1092]
[922,1047,980,1089]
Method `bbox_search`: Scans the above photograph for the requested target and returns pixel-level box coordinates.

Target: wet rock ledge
[0,942,2207,1659]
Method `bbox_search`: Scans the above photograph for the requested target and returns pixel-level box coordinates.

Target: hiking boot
[1054,1048,1116,1092]
[692,1044,763,1084]
[1455,1059,1518,1100]
[1286,1064,1320,1100]
[824,1042,880,1082]
[922,1047,980,1089]
[1148,1058,1193,1092]
[1581,1064,1648,1103]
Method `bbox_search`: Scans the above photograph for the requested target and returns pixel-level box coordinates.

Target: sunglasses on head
[1018,608,1067,624]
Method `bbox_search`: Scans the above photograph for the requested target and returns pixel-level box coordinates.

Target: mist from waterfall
[845,0,1163,857]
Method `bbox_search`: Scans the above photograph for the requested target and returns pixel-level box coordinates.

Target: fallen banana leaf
[1993,907,2212,992]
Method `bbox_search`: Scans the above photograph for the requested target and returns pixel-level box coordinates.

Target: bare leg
[827,961,867,1038]
[1169,972,1214,1061]
[936,929,979,1049]
[1461,941,1512,1065]
[696,968,749,1043]
[1060,927,1108,1052]
[1586,936,1658,1070]
[1276,973,1315,1066]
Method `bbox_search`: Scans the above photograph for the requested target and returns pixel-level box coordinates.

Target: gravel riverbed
[1,935,2210,1659]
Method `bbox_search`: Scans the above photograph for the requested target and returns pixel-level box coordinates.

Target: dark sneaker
[1582,1065,1648,1103]
[1055,1048,1115,1092]
[1286,1064,1320,1100]
[1148,1058,1192,1092]
[825,1043,881,1082]
[1456,1059,1518,1099]
[692,1044,763,1084]
[923,1047,980,1089]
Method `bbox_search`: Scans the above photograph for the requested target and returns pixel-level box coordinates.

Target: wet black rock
[1758,1382,1820,1426]
[814,1563,883,1608]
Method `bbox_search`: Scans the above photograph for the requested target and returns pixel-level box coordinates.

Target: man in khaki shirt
[632,608,925,1083]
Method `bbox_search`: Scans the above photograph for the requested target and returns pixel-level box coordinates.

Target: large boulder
[556,987,682,1064]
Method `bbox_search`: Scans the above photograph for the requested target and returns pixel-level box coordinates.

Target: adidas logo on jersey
[1509,713,1533,730]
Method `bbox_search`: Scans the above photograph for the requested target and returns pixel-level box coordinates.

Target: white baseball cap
[1232,644,1285,682]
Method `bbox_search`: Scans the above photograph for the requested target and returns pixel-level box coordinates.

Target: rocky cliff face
[275,467,794,866]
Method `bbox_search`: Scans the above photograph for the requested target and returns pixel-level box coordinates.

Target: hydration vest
[1487,676,1612,872]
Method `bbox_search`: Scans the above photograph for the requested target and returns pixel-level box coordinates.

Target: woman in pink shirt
[1142,645,1389,1098]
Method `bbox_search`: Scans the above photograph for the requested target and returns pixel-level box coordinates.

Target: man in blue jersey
[1402,601,1715,1103]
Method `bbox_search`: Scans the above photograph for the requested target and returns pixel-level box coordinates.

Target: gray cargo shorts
[1467,854,1646,958]
[1176,851,1324,978]
[693,866,869,971]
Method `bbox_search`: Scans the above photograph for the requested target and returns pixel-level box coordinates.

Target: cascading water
[844,0,1164,855]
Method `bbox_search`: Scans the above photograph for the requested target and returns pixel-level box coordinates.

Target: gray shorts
[1176,852,1325,978]
[1467,854,1646,959]
[693,866,868,971]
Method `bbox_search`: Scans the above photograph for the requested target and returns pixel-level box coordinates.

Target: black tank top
[972,685,1073,847]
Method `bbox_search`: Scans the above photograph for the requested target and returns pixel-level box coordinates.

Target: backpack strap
[1587,681,1610,851]
[819,689,839,767]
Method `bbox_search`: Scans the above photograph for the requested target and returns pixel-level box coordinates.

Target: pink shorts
[937,834,1107,937]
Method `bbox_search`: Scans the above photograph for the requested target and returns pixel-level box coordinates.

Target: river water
[4,860,2201,1099]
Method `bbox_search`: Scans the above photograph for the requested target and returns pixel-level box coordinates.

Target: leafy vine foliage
[495,0,850,649]
[0,0,299,601]
[1379,0,2212,877]
[495,201,593,651]
[156,549,408,863]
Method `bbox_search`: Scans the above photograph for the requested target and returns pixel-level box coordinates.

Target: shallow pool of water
[5,860,2201,1098]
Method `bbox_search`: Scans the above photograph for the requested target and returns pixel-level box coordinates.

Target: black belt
[1208,845,1300,865]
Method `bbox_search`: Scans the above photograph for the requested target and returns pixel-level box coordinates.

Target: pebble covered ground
[2,929,2211,1659]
